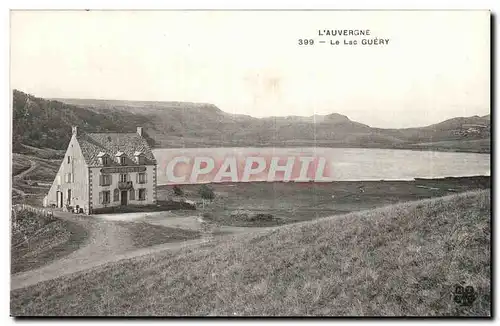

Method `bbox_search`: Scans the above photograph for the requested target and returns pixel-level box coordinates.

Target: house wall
[89,165,157,211]
[43,134,89,213]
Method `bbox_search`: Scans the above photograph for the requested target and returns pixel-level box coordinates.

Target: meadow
[157,176,490,227]
[11,190,491,316]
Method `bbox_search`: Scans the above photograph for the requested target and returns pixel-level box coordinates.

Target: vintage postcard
[10,10,491,317]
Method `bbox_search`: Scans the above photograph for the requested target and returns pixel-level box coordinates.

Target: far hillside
[11,190,491,316]
[12,90,491,153]
[51,96,493,152]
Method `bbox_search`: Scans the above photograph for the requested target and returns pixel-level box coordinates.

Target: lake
[153,147,490,185]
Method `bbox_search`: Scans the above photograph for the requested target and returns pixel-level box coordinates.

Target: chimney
[137,127,143,137]
[72,126,78,136]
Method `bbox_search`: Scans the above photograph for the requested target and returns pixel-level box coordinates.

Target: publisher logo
[453,285,477,307]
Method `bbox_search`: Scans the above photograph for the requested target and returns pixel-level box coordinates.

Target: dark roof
[77,132,157,167]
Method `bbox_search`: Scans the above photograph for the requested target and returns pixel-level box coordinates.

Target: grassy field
[117,221,201,249]
[11,190,490,316]
[157,176,490,227]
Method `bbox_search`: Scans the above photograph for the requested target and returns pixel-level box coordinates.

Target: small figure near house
[358,185,365,193]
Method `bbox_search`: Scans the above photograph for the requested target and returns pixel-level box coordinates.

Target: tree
[198,184,215,202]
[173,185,184,196]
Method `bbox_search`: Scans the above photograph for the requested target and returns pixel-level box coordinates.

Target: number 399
[298,39,314,45]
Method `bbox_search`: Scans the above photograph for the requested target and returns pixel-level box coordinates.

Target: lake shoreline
[157,175,491,187]
[153,147,490,185]
[152,144,491,154]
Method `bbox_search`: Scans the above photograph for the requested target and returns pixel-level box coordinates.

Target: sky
[10,10,490,128]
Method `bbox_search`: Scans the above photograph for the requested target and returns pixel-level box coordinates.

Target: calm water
[153,147,490,185]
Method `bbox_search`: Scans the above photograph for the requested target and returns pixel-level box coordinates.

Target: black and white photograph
[9,9,491,317]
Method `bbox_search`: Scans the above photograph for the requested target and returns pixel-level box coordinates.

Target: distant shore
[151,143,491,154]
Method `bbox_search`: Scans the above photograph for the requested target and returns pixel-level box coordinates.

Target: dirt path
[11,211,136,290]
[11,211,272,291]
[14,158,38,180]
[12,158,38,197]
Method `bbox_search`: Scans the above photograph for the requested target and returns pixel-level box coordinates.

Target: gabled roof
[77,132,157,167]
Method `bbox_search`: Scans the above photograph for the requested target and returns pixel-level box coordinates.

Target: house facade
[43,126,157,214]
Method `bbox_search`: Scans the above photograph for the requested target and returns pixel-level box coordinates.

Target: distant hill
[12,90,490,153]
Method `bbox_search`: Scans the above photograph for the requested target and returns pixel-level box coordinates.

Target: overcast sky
[11,10,490,128]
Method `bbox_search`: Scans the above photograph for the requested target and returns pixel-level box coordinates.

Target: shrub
[230,210,275,222]
[199,184,215,201]
[173,185,184,196]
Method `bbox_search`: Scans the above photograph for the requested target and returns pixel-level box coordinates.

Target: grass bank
[11,190,490,316]
[11,208,88,274]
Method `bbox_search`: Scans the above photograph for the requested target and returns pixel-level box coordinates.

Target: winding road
[11,159,273,291]
[11,210,272,291]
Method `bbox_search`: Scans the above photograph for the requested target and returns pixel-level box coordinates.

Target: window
[67,189,72,205]
[65,173,73,183]
[102,157,109,165]
[100,191,111,204]
[137,173,146,184]
[138,188,146,201]
[113,189,119,202]
[100,174,112,186]
[120,174,128,182]
[136,156,144,165]
[129,188,135,200]
[120,157,126,165]
[67,156,71,164]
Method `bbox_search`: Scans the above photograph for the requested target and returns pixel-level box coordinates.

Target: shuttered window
[138,188,146,201]
[129,188,135,200]
[99,191,111,204]
[100,191,111,204]
[137,173,147,184]
[113,189,119,202]
[100,174,112,186]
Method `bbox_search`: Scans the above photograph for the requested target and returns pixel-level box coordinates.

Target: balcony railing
[118,181,133,189]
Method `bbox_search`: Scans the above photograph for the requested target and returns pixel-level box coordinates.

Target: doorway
[57,191,63,208]
[121,190,128,205]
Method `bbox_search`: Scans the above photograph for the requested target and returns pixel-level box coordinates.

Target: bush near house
[173,185,184,196]
[91,200,196,214]
[199,184,215,201]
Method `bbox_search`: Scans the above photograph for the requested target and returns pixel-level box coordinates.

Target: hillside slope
[12,90,156,151]
[13,90,490,152]
[11,190,490,316]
